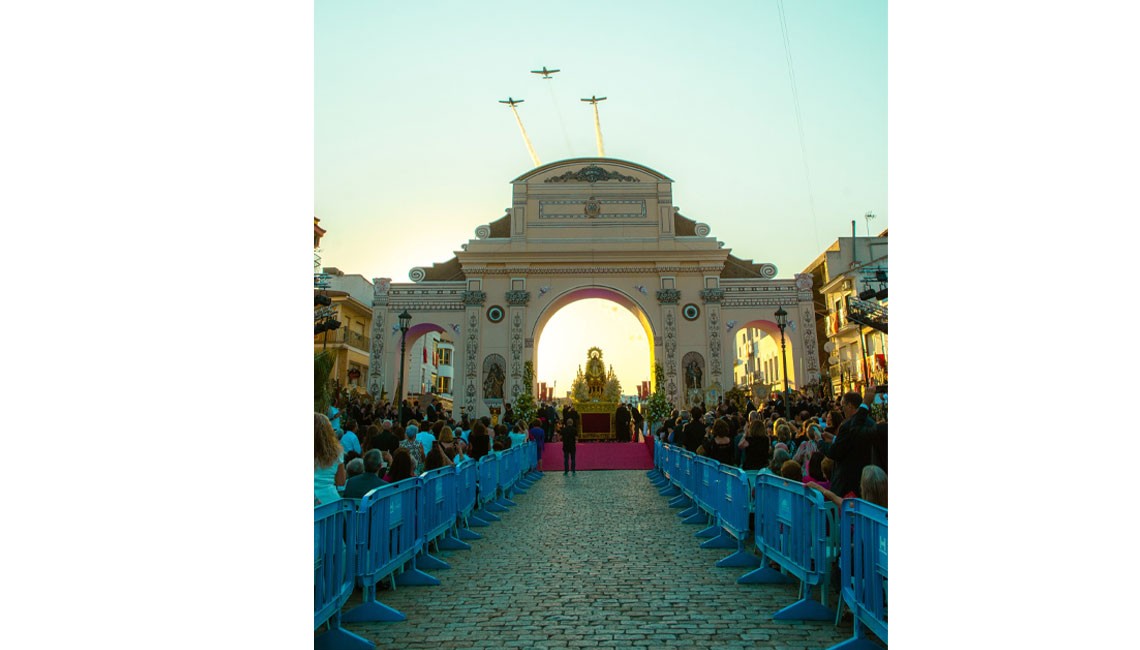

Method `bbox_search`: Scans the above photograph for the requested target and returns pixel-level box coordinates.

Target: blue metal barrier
[341,477,431,624]
[315,501,374,649]
[659,445,681,497]
[451,459,484,539]
[828,499,888,649]
[670,449,696,508]
[415,467,460,565]
[680,456,715,525]
[708,465,761,568]
[496,448,519,507]
[739,474,838,621]
[475,454,505,519]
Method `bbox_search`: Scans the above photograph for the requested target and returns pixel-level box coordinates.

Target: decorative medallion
[584,196,602,218]
[486,305,505,323]
[682,303,701,321]
[544,165,640,184]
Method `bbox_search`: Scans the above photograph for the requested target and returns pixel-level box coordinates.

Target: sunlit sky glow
[316,0,886,391]
[536,299,650,398]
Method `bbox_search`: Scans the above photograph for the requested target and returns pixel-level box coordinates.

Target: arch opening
[532,287,657,402]
[733,319,798,402]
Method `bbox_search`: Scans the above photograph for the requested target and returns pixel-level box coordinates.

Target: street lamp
[397,309,412,409]
[774,306,791,420]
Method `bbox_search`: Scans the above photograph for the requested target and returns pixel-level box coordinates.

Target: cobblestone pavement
[340,470,865,649]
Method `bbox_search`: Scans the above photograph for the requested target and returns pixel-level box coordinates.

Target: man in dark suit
[682,407,706,453]
[823,385,878,498]
[342,449,386,499]
[614,403,631,442]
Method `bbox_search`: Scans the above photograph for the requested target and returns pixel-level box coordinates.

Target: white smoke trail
[592,103,605,157]
[512,106,541,167]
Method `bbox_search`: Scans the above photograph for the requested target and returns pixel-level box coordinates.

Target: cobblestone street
[341,470,859,649]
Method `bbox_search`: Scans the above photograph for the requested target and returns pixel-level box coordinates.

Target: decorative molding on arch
[543,164,641,184]
[656,289,681,305]
[466,265,726,276]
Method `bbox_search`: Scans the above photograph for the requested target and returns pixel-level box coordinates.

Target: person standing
[314,413,346,505]
[528,418,545,466]
[614,403,631,443]
[561,417,579,475]
[823,384,877,498]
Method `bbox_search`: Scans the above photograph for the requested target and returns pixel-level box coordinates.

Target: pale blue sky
[316,0,886,393]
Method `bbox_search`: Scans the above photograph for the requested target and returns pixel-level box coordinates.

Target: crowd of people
[317,383,887,508]
[315,390,575,505]
[656,383,888,507]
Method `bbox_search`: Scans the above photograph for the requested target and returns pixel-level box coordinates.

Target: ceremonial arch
[367,158,821,419]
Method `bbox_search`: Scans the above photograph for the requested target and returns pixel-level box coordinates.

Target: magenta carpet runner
[538,439,655,472]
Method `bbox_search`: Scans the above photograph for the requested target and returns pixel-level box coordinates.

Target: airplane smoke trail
[511,105,541,167]
[591,102,605,157]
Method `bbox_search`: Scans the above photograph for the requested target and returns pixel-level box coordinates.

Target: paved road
[340,470,863,649]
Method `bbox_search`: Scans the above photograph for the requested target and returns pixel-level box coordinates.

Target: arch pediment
[511,158,673,184]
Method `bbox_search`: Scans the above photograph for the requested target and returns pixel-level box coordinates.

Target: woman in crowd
[704,419,737,465]
[804,451,830,489]
[437,426,460,460]
[738,419,771,471]
[424,441,455,471]
[808,464,887,508]
[383,448,415,483]
[768,448,791,475]
[399,424,426,475]
[492,424,511,452]
[793,420,822,470]
[314,413,346,505]
[468,421,491,461]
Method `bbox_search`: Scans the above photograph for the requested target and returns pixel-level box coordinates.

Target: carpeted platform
[538,439,654,471]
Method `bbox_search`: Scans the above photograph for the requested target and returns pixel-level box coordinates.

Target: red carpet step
[538,439,654,472]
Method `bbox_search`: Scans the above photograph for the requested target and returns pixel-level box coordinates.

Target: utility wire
[777,0,821,252]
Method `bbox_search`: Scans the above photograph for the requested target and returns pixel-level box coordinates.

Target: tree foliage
[513,361,539,425]
[314,351,337,415]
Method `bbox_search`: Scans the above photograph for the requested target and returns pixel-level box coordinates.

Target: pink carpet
[538,439,654,471]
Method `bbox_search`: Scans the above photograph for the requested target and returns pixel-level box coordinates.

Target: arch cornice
[511,157,674,184]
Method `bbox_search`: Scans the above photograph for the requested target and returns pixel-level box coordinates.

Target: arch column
[506,287,531,400]
[656,288,681,404]
[700,287,726,399]
[368,278,391,399]
[794,273,821,390]
[461,288,486,417]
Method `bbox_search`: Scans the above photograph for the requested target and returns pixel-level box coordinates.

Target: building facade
[314,269,374,392]
[801,230,888,397]
[368,158,821,420]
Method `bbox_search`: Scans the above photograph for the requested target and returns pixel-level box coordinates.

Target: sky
[316,0,886,394]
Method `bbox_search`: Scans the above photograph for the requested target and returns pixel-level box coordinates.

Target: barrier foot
[716,547,762,568]
[457,524,484,539]
[668,495,689,508]
[695,524,720,538]
[650,477,669,488]
[825,625,882,650]
[342,599,406,624]
[439,533,472,551]
[314,622,376,650]
[682,511,707,525]
[737,566,795,585]
[496,497,517,508]
[485,502,508,513]
[699,532,736,549]
[417,552,451,571]
[513,484,530,493]
[659,486,680,497]
[773,598,834,622]
[395,563,440,587]
[677,505,699,518]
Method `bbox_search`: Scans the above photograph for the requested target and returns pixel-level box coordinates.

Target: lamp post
[774,306,791,420]
[397,309,412,409]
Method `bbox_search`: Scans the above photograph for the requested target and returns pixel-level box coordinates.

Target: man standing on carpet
[614,402,631,443]
[561,417,578,475]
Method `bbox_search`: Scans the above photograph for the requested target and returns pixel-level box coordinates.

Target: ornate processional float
[570,347,621,441]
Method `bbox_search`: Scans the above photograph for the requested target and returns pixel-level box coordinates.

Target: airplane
[498,97,525,107]
[530,66,560,79]
[580,95,607,104]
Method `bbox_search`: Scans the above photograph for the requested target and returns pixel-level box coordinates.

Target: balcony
[314,329,371,352]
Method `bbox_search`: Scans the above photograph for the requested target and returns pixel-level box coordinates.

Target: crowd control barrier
[475,454,506,520]
[342,477,428,624]
[501,446,523,498]
[452,459,484,539]
[419,466,465,558]
[828,499,888,650]
[658,444,681,497]
[706,465,761,568]
[315,500,374,650]
[648,439,666,483]
[739,473,839,621]
[669,449,696,509]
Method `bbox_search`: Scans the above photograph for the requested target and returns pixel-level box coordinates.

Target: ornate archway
[368,158,820,418]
